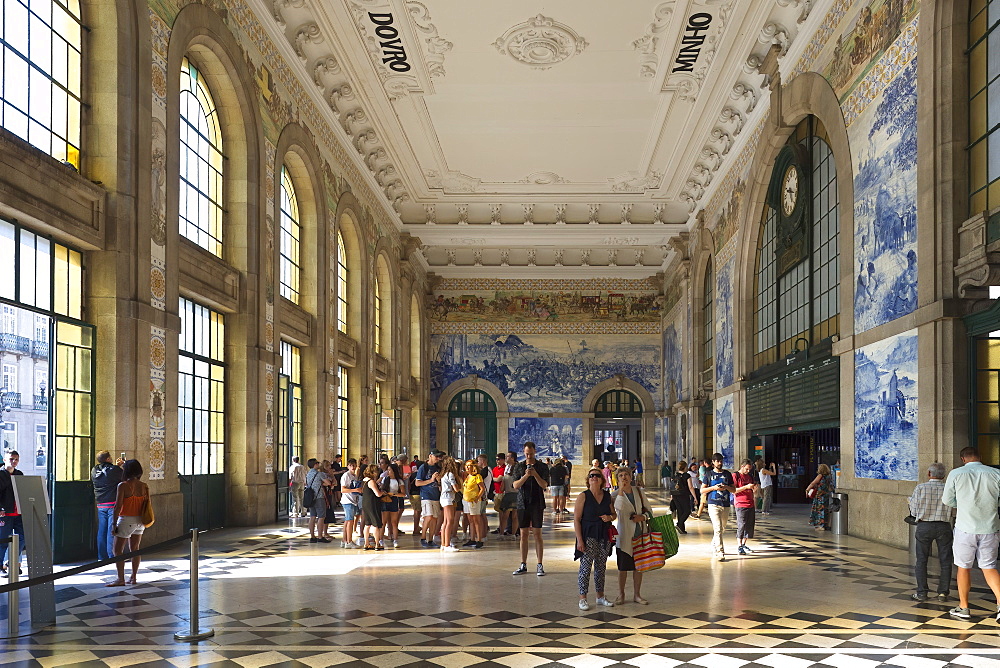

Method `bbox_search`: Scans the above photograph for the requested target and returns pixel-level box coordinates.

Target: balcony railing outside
[32,340,49,358]
[1,391,22,410]
[33,394,47,411]
[0,333,30,355]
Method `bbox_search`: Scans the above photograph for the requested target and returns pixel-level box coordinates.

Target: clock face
[781,166,799,216]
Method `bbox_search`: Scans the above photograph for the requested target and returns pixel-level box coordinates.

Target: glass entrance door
[177,299,226,531]
[276,342,302,519]
[52,320,95,562]
[448,390,496,462]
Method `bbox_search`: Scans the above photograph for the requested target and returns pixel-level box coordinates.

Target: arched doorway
[593,389,643,464]
[448,390,497,462]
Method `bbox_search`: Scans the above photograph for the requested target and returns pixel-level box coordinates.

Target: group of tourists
[287,445,575,570]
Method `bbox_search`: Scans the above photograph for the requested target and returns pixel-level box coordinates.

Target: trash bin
[831,492,848,535]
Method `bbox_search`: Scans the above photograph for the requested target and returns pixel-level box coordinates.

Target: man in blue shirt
[704,453,735,561]
[415,451,443,548]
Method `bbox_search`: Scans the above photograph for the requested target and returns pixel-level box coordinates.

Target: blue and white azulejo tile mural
[850,52,918,333]
[715,395,735,469]
[854,330,918,481]
[508,418,583,465]
[430,333,660,413]
[663,321,684,406]
[715,259,735,388]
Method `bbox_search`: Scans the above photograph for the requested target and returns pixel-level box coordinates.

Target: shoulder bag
[631,528,665,572]
[141,493,155,528]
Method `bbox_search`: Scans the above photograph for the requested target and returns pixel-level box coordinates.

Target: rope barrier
[0,532,193,594]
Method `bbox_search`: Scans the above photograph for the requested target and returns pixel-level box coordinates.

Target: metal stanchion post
[174,529,214,642]
[7,534,18,637]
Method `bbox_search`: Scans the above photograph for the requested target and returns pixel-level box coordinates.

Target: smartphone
[120,452,126,461]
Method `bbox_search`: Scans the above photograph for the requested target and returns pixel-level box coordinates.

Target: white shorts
[113,516,145,539]
[953,529,1000,569]
[421,500,442,519]
[463,499,484,514]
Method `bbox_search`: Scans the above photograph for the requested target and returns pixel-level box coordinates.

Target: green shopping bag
[647,513,679,559]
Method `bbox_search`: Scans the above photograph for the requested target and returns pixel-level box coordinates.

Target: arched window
[0,0,82,168]
[594,390,642,417]
[703,260,714,373]
[337,231,348,333]
[179,56,224,257]
[753,117,839,369]
[278,166,301,303]
[970,0,1000,214]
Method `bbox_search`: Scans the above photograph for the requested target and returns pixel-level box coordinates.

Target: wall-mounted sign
[368,13,411,72]
[671,12,713,73]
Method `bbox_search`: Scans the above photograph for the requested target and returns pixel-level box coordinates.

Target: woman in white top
[438,456,462,552]
[612,467,651,605]
[758,460,775,515]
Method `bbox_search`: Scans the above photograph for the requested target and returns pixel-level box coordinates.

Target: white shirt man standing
[942,447,1000,621]
[288,457,307,517]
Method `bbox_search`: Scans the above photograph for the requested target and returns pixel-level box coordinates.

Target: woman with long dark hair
[108,459,150,586]
[361,464,385,550]
[671,461,695,534]
[381,463,405,548]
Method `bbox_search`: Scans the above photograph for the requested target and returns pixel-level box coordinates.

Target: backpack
[303,470,318,507]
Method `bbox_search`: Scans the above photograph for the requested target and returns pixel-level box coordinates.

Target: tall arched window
[179,56,224,257]
[970,0,1000,213]
[703,260,714,373]
[278,166,301,303]
[0,0,82,168]
[753,117,839,369]
[337,231,348,333]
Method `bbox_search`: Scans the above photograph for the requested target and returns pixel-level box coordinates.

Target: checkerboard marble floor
[2,495,1000,667]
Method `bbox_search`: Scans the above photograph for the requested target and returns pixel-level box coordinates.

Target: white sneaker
[392,540,399,548]
[345,542,358,549]
[578,599,590,611]
[379,540,384,547]
[443,545,460,553]
[596,597,614,607]
[355,537,363,546]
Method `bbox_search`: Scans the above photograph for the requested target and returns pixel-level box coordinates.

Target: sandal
[613,595,625,606]
[633,596,649,605]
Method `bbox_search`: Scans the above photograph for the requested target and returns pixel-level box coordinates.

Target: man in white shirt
[288,457,307,517]
[942,447,1000,621]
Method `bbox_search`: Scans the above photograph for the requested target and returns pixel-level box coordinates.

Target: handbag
[607,524,619,543]
[647,513,679,559]
[141,496,155,528]
[631,530,665,572]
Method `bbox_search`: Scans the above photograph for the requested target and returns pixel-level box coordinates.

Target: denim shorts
[343,502,359,521]
[550,485,565,497]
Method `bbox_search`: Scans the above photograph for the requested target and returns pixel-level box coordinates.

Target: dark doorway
[766,428,839,504]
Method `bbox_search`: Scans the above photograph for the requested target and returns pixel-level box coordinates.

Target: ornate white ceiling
[258,0,820,277]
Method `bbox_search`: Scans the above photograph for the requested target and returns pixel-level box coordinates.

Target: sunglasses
[588,473,604,479]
